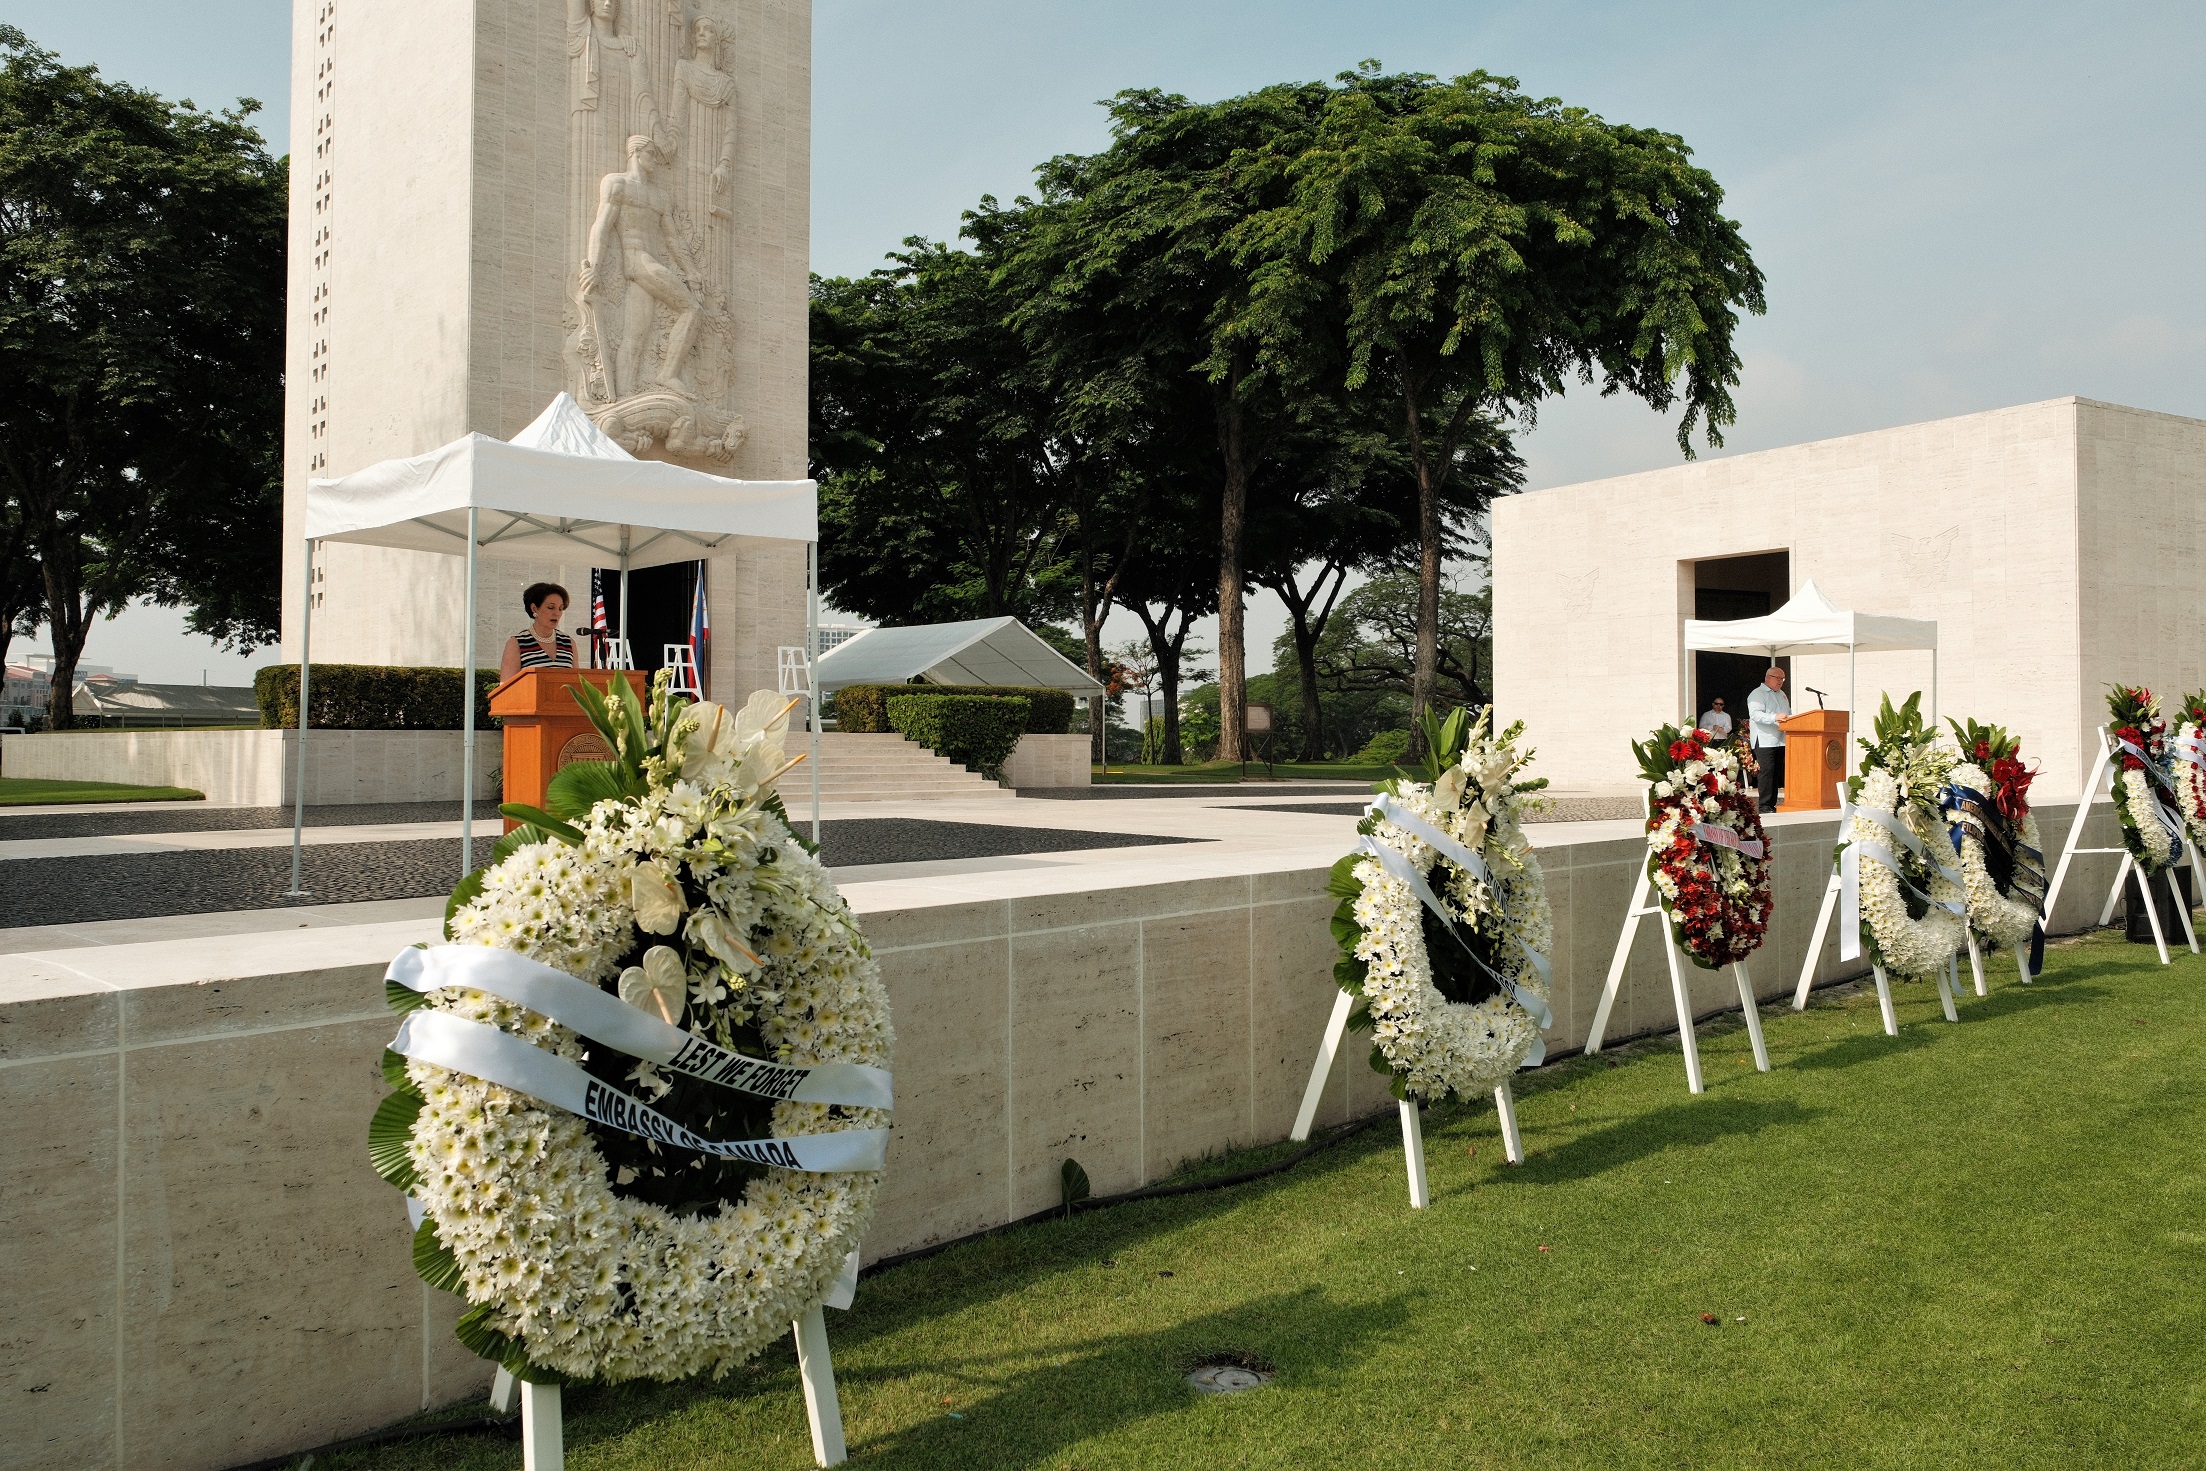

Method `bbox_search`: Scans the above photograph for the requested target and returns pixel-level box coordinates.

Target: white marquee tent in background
[293,394,823,890]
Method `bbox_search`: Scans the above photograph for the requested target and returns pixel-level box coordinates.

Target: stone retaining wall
[0,800,2138,1469]
[0,729,502,806]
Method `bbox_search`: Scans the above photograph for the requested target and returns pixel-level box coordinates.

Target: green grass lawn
[1093,758,1395,785]
[0,775,204,805]
[323,929,2206,1469]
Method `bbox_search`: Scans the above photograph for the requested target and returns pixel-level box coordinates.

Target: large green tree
[1011,83,1337,768]
[0,28,285,725]
[810,235,1077,628]
[1265,67,1765,749]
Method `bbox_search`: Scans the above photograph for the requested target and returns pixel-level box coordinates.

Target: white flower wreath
[1842,696,1964,981]
[1944,761,2044,954]
[369,681,893,1384]
[1330,708,1553,1102]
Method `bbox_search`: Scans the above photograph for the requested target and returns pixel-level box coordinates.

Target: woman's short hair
[522,582,570,617]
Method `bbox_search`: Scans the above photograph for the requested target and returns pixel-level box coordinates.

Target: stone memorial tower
[281,0,811,696]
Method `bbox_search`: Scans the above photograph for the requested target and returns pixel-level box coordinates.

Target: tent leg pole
[1932,648,1938,727]
[462,509,478,878]
[808,539,821,846]
[1848,645,1856,762]
[286,539,316,899]
[618,530,631,668]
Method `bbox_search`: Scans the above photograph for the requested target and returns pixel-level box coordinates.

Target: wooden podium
[1775,707,1850,811]
[488,669,647,831]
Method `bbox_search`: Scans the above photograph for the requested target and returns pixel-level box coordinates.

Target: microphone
[1805,685,1828,709]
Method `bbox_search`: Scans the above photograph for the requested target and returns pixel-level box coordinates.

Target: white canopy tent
[814,616,1104,695]
[1681,579,1940,738]
[290,394,821,893]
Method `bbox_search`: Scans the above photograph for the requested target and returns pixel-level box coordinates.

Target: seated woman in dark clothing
[498,582,577,682]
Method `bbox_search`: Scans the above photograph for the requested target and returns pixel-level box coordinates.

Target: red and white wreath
[1631,724,1774,968]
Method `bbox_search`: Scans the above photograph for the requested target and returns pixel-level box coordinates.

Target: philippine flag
[687,562,710,698]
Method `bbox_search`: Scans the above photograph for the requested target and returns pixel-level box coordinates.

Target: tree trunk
[1397,375,1439,757]
[1265,562,1345,761]
[1081,560,1106,766]
[38,533,93,732]
[1215,379,1249,763]
[1130,602,1191,766]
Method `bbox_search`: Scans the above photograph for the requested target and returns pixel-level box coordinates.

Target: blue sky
[2,0,2200,681]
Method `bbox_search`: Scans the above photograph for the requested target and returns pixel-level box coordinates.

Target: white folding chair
[663,643,703,698]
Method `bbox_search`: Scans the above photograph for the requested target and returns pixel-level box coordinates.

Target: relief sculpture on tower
[565,0,747,465]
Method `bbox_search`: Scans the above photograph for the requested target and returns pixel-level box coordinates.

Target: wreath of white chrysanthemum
[1335,709,1552,1102]
[2114,768,2180,874]
[1945,761,2043,954]
[377,684,892,1385]
[1850,765,1966,978]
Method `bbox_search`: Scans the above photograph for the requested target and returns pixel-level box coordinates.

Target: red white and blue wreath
[1631,724,1773,967]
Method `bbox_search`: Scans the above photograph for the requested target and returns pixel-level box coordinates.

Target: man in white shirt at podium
[1746,666,1790,810]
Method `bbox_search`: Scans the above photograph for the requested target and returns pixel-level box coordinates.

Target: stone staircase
[772,731,1015,804]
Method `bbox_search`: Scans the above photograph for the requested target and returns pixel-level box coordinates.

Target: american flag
[590,570,611,667]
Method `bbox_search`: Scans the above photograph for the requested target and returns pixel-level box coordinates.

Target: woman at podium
[498,582,577,682]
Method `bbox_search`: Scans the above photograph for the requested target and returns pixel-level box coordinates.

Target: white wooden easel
[489,1251,861,1469]
[1290,988,1523,1209]
[2040,725,2199,967]
[1584,854,1770,1093]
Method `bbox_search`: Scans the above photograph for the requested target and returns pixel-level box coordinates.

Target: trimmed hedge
[834,683,1074,735]
[886,694,1029,779]
[255,664,502,730]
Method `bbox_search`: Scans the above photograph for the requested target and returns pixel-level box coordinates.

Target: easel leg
[520,1381,563,1471]
[1588,868,1653,1053]
[490,1365,517,1415]
[1872,965,1898,1036]
[793,1305,848,1467]
[2136,861,2171,965]
[1398,1099,1430,1209]
[2169,867,2199,954]
[1663,935,1704,1094]
[1494,1080,1524,1165]
[1795,873,1841,1011]
[2099,854,2132,927]
[1965,931,1988,996]
[2041,729,2113,922]
[1936,956,1959,1023]
[2017,945,2033,985]
[1290,989,1355,1142]
[1733,962,1770,1072]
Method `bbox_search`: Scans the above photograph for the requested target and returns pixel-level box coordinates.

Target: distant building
[70,681,258,728]
[815,623,868,655]
[2,664,51,723]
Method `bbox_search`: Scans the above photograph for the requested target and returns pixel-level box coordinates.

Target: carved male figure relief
[580,134,705,400]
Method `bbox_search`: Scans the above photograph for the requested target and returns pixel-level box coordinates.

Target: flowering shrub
[368,676,892,1384]
[1630,723,1773,968]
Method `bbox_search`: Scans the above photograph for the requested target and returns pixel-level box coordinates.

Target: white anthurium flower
[1472,746,1515,793]
[617,945,689,1026]
[1434,764,1468,811]
[679,701,737,780]
[629,865,686,934]
[1458,800,1491,852]
[686,910,760,976]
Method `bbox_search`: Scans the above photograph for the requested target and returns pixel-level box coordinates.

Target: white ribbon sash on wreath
[1357,795,1553,1060]
[1838,795,1966,963]
[1689,822,1765,859]
[387,946,893,1108]
[2174,732,2206,770]
[390,1008,890,1172]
